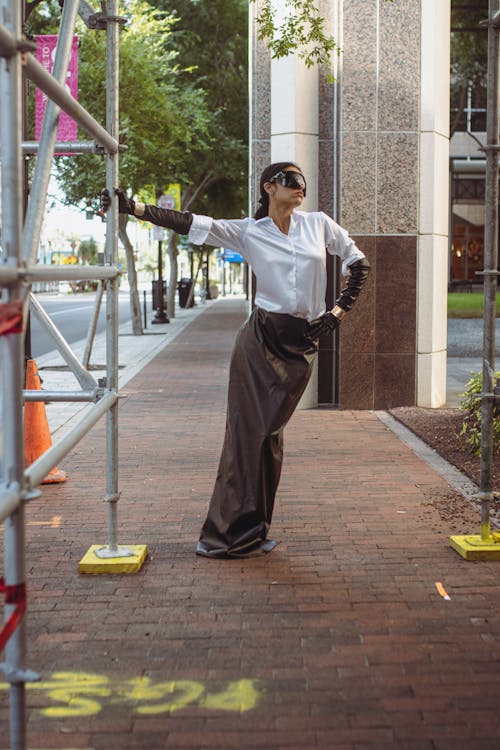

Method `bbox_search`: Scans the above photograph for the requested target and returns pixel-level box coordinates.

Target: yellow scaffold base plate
[450,534,500,561]
[78,544,148,574]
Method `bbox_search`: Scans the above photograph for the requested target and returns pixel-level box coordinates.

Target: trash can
[178,278,194,308]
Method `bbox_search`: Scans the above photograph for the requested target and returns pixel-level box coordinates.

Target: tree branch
[182,172,218,211]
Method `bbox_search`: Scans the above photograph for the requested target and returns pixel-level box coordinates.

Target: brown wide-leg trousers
[196,307,317,558]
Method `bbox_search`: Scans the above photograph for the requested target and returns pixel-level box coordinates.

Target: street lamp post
[151,237,169,324]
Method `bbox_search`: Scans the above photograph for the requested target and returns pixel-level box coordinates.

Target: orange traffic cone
[24,359,67,484]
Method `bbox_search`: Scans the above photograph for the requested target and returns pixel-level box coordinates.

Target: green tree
[56,2,214,198]
[77,237,99,265]
[35,0,215,326]
[151,0,248,313]
[154,0,248,219]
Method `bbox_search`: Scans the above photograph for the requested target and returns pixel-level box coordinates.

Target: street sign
[223,249,245,263]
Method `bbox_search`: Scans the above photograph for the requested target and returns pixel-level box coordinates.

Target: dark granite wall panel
[374,354,416,410]
[341,235,376,355]
[338,234,417,409]
[340,353,375,410]
[375,235,416,355]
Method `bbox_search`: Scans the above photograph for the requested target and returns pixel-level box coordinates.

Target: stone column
[338,0,449,409]
[250,0,450,409]
[417,0,450,407]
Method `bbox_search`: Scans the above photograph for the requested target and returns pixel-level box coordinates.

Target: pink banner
[35,35,78,143]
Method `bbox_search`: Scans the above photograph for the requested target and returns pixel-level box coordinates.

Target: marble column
[338,0,449,409]
[250,0,450,409]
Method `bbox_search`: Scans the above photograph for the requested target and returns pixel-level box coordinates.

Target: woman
[101,162,370,558]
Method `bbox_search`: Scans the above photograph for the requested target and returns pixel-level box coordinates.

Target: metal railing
[0,2,128,747]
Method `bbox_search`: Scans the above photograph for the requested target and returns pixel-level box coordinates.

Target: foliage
[77,237,98,265]
[459,371,500,456]
[28,0,248,220]
[25,0,61,29]
[254,0,339,71]
[152,0,248,217]
[252,0,393,76]
[44,1,214,216]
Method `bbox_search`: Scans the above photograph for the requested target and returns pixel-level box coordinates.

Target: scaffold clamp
[0,662,40,684]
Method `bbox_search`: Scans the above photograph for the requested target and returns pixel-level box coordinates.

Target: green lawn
[448,292,500,318]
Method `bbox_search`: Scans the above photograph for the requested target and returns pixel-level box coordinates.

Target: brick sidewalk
[1,297,500,750]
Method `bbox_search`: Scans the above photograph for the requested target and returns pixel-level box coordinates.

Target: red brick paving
[1,297,500,749]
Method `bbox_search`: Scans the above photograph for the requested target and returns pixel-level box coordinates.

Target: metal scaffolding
[450,0,500,560]
[0,1,129,747]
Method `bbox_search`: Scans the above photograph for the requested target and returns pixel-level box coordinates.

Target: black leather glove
[100,188,111,213]
[100,188,135,215]
[307,311,341,341]
[100,188,192,234]
[335,257,371,312]
[141,205,193,234]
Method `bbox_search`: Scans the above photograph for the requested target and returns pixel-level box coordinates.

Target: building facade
[250,0,450,409]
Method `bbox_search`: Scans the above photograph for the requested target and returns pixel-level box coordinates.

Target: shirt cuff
[188,214,213,245]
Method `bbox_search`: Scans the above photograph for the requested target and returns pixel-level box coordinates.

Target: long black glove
[100,188,193,235]
[335,257,371,312]
[141,203,193,234]
[100,188,135,215]
[307,311,341,341]
[306,257,370,341]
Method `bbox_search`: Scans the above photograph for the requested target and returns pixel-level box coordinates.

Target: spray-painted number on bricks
[0,671,262,717]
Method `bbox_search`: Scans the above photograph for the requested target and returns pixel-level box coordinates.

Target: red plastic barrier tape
[0,578,26,652]
[0,300,23,336]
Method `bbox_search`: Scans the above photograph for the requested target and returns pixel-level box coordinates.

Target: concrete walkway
[1,297,499,750]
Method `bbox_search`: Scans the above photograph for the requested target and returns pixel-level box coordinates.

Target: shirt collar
[256,212,298,227]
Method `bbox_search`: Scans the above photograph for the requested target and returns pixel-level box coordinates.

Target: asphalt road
[28,289,134,358]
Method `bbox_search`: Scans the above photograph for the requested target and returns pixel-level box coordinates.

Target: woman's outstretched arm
[101,188,193,234]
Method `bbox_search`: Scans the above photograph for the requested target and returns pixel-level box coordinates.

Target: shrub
[458,371,500,456]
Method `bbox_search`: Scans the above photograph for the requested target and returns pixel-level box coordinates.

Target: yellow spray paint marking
[435,581,451,600]
[131,678,205,714]
[36,672,112,718]
[201,679,261,712]
[0,671,262,717]
[27,515,62,529]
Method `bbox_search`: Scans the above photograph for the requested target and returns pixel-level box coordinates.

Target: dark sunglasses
[269,170,307,196]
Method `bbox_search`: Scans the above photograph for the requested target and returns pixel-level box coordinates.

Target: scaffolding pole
[0,1,31,747]
[450,1,500,560]
[0,1,145,747]
[103,0,121,555]
[479,2,500,540]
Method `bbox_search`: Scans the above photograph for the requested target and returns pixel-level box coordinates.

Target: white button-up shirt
[188,210,365,321]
